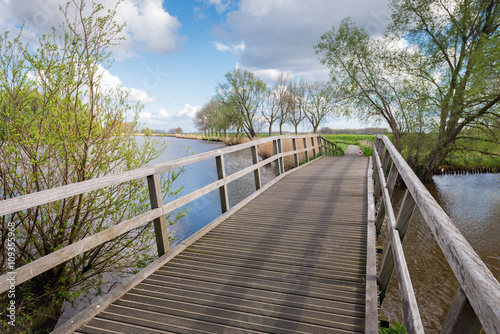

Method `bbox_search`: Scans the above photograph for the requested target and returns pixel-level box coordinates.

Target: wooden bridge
[1,135,499,333]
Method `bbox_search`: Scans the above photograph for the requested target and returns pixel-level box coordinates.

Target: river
[59,137,499,331]
[379,173,500,332]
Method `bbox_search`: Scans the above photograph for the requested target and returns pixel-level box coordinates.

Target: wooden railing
[320,136,338,156]
[373,135,500,334]
[0,134,328,295]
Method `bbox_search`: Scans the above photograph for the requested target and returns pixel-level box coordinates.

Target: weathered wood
[0,166,155,217]
[441,288,482,334]
[317,136,323,156]
[53,153,328,334]
[374,149,424,334]
[215,155,229,213]
[378,189,416,300]
[0,208,163,294]
[380,135,500,334]
[292,138,299,167]
[147,174,170,256]
[278,138,285,174]
[375,162,399,232]
[303,137,309,163]
[372,148,382,202]
[273,139,281,176]
[365,157,379,333]
[251,145,262,190]
[311,137,316,159]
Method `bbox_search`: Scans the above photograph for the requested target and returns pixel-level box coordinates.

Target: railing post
[303,138,309,163]
[273,139,281,176]
[147,173,169,257]
[278,138,285,174]
[215,155,229,213]
[311,137,316,159]
[318,136,323,156]
[378,189,416,302]
[251,145,262,190]
[373,148,382,203]
[292,138,299,168]
[375,162,400,233]
[441,288,482,334]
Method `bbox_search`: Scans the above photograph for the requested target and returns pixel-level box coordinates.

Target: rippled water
[379,173,500,332]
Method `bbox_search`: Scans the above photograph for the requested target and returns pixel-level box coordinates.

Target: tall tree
[0,1,184,332]
[214,69,266,139]
[316,0,500,180]
[388,0,500,178]
[287,79,306,135]
[274,73,293,135]
[304,81,336,133]
[261,88,280,136]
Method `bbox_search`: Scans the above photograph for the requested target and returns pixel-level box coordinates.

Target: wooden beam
[292,138,299,168]
[147,174,170,256]
[311,137,316,159]
[273,140,281,176]
[378,189,416,301]
[365,157,379,333]
[278,138,285,174]
[375,162,400,232]
[380,136,500,334]
[374,148,424,333]
[303,138,309,163]
[441,288,482,334]
[251,145,262,190]
[215,155,229,213]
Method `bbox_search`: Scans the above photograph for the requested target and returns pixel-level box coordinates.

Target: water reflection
[144,137,275,245]
[380,173,500,333]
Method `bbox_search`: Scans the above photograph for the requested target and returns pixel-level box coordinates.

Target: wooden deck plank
[74,156,371,334]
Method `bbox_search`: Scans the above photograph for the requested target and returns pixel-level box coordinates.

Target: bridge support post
[378,189,416,303]
[441,288,483,334]
[273,140,281,176]
[375,162,400,233]
[278,138,285,174]
[318,136,323,156]
[251,145,262,190]
[311,137,316,159]
[215,155,230,213]
[292,138,299,168]
[303,138,309,163]
[441,288,482,334]
[147,173,170,257]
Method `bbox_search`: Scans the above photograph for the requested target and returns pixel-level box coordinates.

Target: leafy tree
[175,127,182,134]
[304,81,337,133]
[316,0,500,180]
[274,73,293,135]
[0,1,184,332]
[261,88,280,136]
[287,79,306,135]
[214,69,266,139]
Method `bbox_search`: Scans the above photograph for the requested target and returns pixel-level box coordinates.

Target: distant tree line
[194,69,339,139]
[318,127,389,135]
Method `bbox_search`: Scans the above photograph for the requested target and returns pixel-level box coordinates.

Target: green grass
[380,322,407,334]
[322,134,376,157]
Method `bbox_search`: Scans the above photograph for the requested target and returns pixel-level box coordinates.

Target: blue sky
[1,0,390,133]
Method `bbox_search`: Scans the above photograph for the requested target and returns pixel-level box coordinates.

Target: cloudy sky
[1,0,390,132]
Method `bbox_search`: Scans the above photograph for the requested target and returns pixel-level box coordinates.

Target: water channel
[60,137,499,331]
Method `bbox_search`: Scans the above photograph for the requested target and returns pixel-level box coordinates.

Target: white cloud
[208,0,230,13]
[177,104,201,119]
[215,0,390,81]
[98,65,156,104]
[213,41,246,55]
[0,0,185,59]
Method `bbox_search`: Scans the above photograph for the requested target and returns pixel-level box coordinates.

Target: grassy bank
[322,134,376,157]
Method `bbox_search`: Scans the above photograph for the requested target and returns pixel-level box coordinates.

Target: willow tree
[0,1,183,332]
[214,69,266,139]
[304,81,337,134]
[316,0,500,180]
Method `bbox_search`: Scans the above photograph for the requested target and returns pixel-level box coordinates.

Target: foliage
[214,69,267,139]
[380,322,407,334]
[316,0,500,180]
[0,1,184,332]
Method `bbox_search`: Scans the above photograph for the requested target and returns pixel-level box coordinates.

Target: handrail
[373,135,500,334]
[0,134,324,294]
[320,136,338,156]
